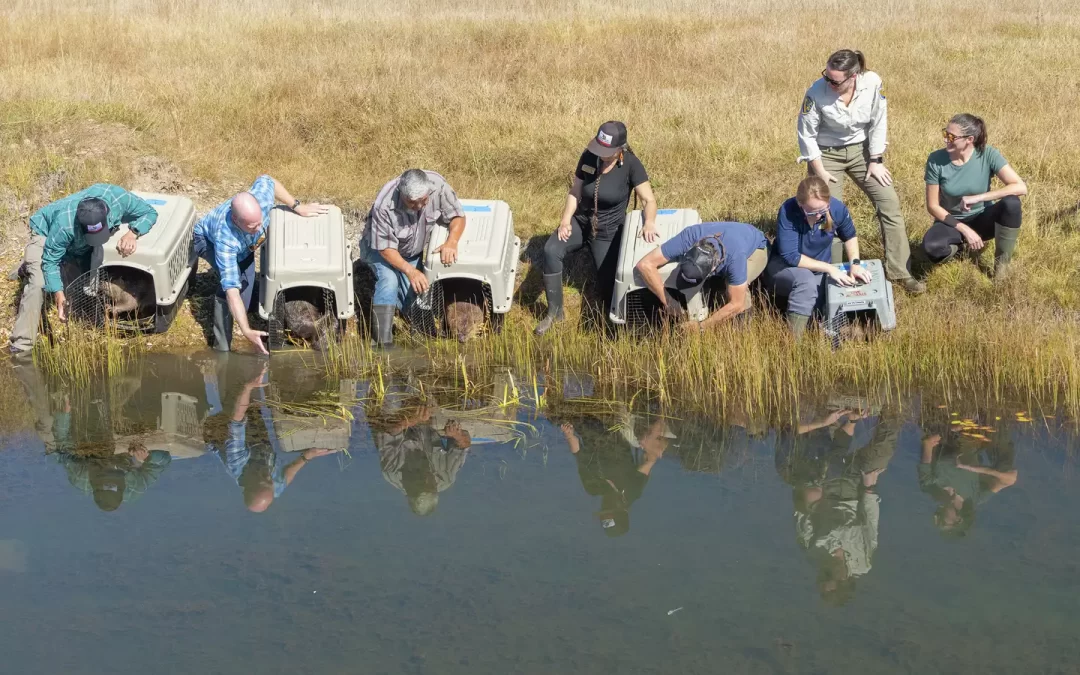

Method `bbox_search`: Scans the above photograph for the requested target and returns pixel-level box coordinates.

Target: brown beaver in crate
[282,287,336,350]
[440,278,488,343]
[101,268,156,318]
[59,261,155,320]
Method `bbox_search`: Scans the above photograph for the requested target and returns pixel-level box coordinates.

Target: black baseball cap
[598,509,630,537]
[76,197,112,247]
[586,121,628,159]
[89,465,126,512]
[675,238,725,289]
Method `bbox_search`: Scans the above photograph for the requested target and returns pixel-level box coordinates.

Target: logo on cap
[87,221,104,233]
[597,131,614,146]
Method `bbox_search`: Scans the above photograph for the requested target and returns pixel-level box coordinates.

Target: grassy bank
[1,0,1079,415]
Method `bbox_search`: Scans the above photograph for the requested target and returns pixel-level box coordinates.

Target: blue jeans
[764,264,827,317]
[195,235,257,351]
[361,241,421,310]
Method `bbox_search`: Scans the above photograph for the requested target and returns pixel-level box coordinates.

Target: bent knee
[1001,195,1022,215]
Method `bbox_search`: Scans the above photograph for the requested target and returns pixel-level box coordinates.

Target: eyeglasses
[821,69,853,87]
[942,129,970,143]
[803,206,829,221]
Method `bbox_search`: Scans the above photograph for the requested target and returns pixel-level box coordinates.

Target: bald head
[244,485,274,513]
[231,192,264,234]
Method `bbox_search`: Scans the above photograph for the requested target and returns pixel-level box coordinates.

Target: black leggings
[922,195,1022,262]
[543,218,621,295]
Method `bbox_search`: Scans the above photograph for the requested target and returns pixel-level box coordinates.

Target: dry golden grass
[1,0,1078,415]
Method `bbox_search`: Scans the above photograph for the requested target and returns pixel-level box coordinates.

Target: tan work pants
[818,143,913,281]
[10,233,48,353]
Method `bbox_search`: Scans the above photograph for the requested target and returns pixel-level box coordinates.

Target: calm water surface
[1,354,1079,675]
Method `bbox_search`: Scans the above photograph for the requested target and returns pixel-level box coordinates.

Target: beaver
[57,261,155,320]
[282,287,335,350]
[100,268,156,318]
[440,278,488,343]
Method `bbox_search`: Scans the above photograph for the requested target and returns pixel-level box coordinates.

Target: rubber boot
[993,224,1020,279]
[371,304,396,348]
[534,273,565,336]
[786,312,810,341]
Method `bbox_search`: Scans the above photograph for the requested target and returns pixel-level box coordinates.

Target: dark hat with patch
[675,236,726,290]
[586,121,628,159]
[89,464,126,512]
[597,508,630,538]
[76,197,112,247]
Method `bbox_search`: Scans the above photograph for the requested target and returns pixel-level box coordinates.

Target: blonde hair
[796,176,834,232]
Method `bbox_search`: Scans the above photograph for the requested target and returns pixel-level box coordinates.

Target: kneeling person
[193,175,327,355]
[361,169,466,347]
[10,184,158,355]
[635,221,768,332]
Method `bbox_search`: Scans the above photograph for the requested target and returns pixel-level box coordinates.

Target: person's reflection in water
[204,360,336,513]
[776,406,897,605]
[561,415,671,537]
[56,442,172,512]
[373,405,471,516]
[919,421,1018,537]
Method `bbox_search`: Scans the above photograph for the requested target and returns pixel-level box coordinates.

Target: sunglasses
[942,129,971,143]
[803,206,829,221]
[821,69,853,87]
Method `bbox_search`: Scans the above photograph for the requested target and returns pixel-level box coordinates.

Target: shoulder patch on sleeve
[580,164,596,175]
[879,87,886,99]
[801,96,815,115]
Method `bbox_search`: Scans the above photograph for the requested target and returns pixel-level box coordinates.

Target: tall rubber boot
[786,312,810,341]
[534,273,565,336]
[993,224,1020,279]
[371,305,396,348]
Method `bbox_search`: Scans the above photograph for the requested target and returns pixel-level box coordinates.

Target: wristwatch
[851,258,861,267]
[869,157,884,164]
[292,198,301,210]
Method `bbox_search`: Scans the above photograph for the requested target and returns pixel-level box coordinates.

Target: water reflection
[556,413,672,537]
[918,412,1018,537]
[775,404,898,605]
[204,360,341,513]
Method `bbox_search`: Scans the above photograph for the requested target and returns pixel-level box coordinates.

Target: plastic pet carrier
[822,259,896,349]
[258,205,355,350]
[409,199,520,340]
[64,192,197,333]
[269,378,356,453]
[608,208,707,327]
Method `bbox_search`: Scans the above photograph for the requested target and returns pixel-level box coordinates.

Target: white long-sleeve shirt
[797,71,889,163]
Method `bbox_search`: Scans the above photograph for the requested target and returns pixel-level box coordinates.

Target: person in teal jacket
[56,443,172,512]
[10,184,158,354]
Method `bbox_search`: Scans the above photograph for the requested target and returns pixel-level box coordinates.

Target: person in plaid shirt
[9,183,158,355]
[193,175,326,354]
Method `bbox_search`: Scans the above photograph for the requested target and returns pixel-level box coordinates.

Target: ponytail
[796,176,834,232]
[826,49,865,76]
[949,113,988,151]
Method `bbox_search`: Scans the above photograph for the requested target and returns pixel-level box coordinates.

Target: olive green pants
[818,143,913,281]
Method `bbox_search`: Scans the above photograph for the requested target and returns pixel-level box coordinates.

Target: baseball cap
[598,509,630,537]
[89,465,126,512]
[586,121,628,159]
[76,197,112,247]
[675,237,725,289]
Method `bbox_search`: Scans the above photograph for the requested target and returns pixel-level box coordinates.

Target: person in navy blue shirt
[764,176,872,339]
[635,222,769,332]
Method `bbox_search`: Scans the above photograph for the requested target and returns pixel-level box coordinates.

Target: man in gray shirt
[361,169,466,346]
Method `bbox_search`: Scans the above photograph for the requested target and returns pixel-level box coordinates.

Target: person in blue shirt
[193,175,327,355]
[635,222,769,332]
[204,359,337,513]
[764,176,872,339]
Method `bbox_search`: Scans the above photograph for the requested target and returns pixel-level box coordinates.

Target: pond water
[1,354,1079,675]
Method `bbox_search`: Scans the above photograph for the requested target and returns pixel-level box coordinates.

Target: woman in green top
[920,113,1027,277]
